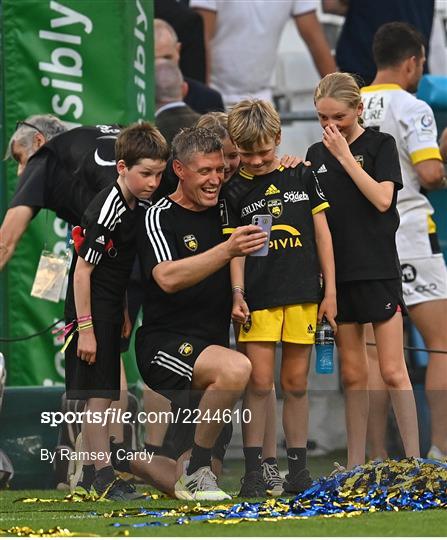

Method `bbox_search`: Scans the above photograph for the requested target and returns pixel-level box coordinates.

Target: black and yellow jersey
[220,163,328,311]
[306,129,403,283]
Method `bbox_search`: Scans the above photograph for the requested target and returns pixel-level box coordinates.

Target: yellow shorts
[238,303,318,344]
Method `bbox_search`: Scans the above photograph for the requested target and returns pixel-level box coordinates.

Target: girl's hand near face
[322,124,352,163]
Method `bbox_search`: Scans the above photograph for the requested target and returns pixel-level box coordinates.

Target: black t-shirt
[65,182,146,323]
[10,124,120,225]
[137,197,231,345]
[220,164,328,311]
[306,128,402,283]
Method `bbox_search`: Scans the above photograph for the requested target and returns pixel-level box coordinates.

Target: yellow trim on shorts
[223,227,235,235]
[312,202,330,215]
[410,147,442,165]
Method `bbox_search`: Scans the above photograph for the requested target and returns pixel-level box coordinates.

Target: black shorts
[65,320,122,401]
[161,403,234,462]
[336,278,407,324]
[120,279,142,353]
[135,330,212,407]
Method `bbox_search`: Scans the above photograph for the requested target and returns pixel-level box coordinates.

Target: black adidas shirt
[65,182,147,323]
[137,197,231,345]
[220,164,328,311]
[306,128,403,283]
[10,125,120,225]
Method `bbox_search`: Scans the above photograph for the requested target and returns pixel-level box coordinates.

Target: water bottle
[315,317,334,374]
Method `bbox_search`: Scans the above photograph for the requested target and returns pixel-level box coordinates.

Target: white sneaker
[175,466,232,501]
[427,445,447,461]
[262,461,284,496]
[69,432,84,493]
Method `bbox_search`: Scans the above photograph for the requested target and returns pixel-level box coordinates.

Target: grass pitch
[1,454,446,537]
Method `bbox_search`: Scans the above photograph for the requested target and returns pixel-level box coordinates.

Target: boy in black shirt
[224,99,337,496]
[64,123,169,500]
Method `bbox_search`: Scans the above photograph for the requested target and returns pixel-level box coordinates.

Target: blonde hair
[228,99,280,149]
[314,73,362,110]
[195,112,229,141]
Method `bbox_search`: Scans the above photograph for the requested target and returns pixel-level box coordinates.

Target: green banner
[1,0,154,386]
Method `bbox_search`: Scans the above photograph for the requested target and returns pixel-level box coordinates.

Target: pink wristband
[77,315,92,323]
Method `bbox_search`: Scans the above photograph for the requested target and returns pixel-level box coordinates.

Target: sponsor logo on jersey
[312,171,327,201]
[94,135,118,167]
[421,114,434,128]
[267,198,283,218]
[219,199,229,226]
[416,113,436,141]
[95,235,105,245]
[241,199,266,217]
[265,184,280,196]
[178,342,193,356]
[401,263,417,283]
[354,155,364,168]
[385,302,392,310]
[183,234,198,252]
[317,164,327,173]
[283,190,310,203]
[269,224,302,250]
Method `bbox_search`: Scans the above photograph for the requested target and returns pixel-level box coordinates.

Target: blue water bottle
[315,317,334,374]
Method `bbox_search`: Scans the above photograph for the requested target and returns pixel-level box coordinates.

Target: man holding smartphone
[136,127,267,501]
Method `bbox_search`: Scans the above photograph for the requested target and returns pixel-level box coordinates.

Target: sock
[287,447,307,476]
[187,444,212,475]
[110,438,132,473]
[78,464,95,490]
[144,443,163,455]
[262,457,277,466]
[93,465,115,490]
[243,447,263,474]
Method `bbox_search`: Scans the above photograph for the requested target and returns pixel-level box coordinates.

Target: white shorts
[401,255,447,306]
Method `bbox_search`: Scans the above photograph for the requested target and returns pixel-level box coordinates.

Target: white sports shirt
[361,84,443,259]
[190,0,318,106]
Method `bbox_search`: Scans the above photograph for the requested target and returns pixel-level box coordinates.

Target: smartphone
[250,214,272,257]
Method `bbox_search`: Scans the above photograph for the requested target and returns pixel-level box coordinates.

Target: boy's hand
[77,328,97,364]
[279,154,311,168]
[317,294,337,334]
[226,225,268,257]
[232,292,250,324]
[122,308,132,339]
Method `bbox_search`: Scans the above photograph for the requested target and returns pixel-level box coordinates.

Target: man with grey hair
[155,59,200,145]
[154,18,224,114]
[0,118,119,270]
[136,127,267,500]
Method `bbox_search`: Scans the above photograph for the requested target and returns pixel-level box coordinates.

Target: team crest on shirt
[354,155,364,168]
[267,198,283,218]
[183,234,198,252]
[178,342,193,356]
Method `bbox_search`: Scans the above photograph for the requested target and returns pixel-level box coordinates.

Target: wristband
[77,315,92,323]
[232,286,245,296]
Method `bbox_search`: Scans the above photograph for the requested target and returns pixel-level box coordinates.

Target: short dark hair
[172,127,223,164]
[115,122,169,169]
[373,22,425,69]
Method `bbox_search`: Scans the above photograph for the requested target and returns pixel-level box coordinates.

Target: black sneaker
[282,468,313,495]
[238,470,267,498]
[92,477,144,501]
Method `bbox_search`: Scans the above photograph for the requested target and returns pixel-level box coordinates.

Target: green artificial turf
[0,454,446,537]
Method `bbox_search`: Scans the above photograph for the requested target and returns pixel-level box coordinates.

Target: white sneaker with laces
[175,466,232,501]
[262,461,283,496]
[427,445,447,461]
